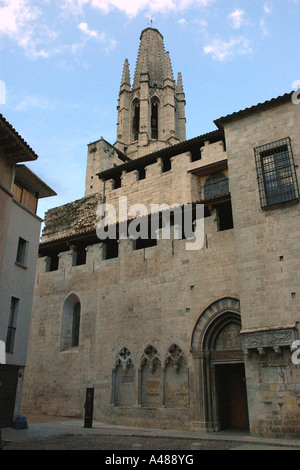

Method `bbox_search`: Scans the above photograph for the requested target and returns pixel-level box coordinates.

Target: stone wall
[41,193,102,243]
[224,99,300,436]
[85,138,126,197]
[22,93,300,437]
[22,214,238,429]
[42,138,226,244]
[245,350,300,438]
[100,140,226,224]
[225,101,300,330]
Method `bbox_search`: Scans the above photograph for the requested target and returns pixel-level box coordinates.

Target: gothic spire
[164,51,174,82]
[133,28,166,90]
[176,72,184,94]
[115,27,187,158]
[120,58,131,90]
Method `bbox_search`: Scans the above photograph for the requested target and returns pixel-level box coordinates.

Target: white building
[0,114,56,428]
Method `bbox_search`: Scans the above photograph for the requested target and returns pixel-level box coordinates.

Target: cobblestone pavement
[2,434,245,450]
[3,432,300,451]
[2,417,300,451]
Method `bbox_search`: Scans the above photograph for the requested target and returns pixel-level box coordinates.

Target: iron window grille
[254,137,299,209]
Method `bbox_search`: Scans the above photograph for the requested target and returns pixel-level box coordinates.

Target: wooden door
[216,363,249,430]
[0,366,19,428]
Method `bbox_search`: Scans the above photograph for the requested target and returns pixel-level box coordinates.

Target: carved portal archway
[191,298,249,432]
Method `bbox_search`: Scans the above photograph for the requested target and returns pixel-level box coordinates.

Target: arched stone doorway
[191,298,249,432]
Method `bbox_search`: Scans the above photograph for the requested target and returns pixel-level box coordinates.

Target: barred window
[254,138,299,208]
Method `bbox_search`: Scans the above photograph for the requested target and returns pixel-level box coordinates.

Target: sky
[0,0,299,221]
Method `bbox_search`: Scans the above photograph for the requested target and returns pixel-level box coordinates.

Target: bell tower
[115,28,186,159]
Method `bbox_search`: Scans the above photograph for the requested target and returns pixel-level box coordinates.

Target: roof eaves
[214,92,293,129]
[0,114,39,162]
[15,165,57,199]
[97,130,223,180]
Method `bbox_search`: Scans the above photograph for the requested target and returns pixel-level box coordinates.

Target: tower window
[132,101,140,141]
[151,101,159,140]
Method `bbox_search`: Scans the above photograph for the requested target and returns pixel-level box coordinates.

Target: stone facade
[216,99,300,437]
[21,28,300,438]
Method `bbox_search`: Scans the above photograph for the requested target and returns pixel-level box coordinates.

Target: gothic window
[254,137,299,208]
[151,98,159,140]
[164,345,189,408]
[71,302,81,347]
[112,347,135,406]
[132,100,140,141]
[140,345,163,407]
[60,294,81,351]
[204,172,229,200]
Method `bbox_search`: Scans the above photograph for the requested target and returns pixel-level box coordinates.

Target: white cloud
[228,9,245,29]
[62,0,214,17]
[260,19,269,37]
[77,22,116,52]
[0,0,39,35]
[263,3,272,14]
[0,0,59,58]
[260,2,272,37]
[178,18,187,25]
[78,22,99,38]
[204,36,252,61]
[0,0,117,58]
[13,93,56,112]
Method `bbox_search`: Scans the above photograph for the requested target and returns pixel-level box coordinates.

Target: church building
[22,27,300,438]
